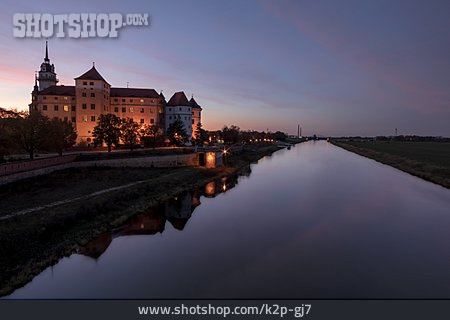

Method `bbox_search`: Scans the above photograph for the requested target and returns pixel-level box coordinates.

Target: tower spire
[38,41,57,91]
[33,72,38,92]
[45,40,49,62]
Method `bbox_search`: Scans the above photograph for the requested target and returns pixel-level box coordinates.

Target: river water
[6,141,450,298]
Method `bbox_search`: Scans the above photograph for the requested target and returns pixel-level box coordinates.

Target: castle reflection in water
[79,165,251,260]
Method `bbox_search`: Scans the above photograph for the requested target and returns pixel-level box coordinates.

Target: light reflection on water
[6,142,450,299]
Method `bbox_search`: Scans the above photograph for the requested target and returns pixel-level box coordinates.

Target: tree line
[1,107,288,162]
[208,125,287,145]
[0,109,202,161]
[0,108,76,161]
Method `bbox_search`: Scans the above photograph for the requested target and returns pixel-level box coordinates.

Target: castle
[29,42,202,145]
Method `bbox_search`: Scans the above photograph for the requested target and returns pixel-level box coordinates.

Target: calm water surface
[7,141,450,298]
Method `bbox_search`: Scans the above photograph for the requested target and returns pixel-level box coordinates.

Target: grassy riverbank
[331,140,450,189]
[0,144,280,296]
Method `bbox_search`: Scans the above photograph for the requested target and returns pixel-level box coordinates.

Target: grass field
[0,144,280,296]
[332,140,450,189]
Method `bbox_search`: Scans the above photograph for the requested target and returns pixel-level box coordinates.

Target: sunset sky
[0,0,449,136]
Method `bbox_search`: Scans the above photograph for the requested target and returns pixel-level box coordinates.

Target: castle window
[54,97,58,100]
[90,82,94,86]
[64,117,68,121]
[114,99,118,102]
[64,97,68,100]
[140,99,144,103]
[122,99,125,102]
[169,116,172,120]
[114,107,118,112]
[82,115,88,122]
[129,107,134,113]
[71,117,76,123]
[91,116,96,122]
[71,106,76,112]
[63,105,69,112]
[130,99,133,103]
[140,119,144,124]
[168,108,172,111]
[43,105,47,111]
[150,118,155,124]
[82,92,87,97]
[140,108,144,113]
[150,109,155,113]
[72,97,75,101]
[54,105,59,111]
[192,119,195,124]
[82,104,87,109]
[90,93,95,97]
[188,108,190,111]
[179,107,182,111]
[43,96,47,100]
[87,138,91,142]
[122,107,126,113]
[91,104,95,110]
[83,81,87,85]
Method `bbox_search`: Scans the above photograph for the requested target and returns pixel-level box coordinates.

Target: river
[6,141,450,298]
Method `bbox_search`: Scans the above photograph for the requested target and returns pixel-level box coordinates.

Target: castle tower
[74,63,111,143]
[165,91,193,139]
[37,41,58,91]
[189,96,202,138]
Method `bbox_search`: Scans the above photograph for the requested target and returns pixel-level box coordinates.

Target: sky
[0,0,449,136]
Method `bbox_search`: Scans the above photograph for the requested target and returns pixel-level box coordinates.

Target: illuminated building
[29,42,202,144]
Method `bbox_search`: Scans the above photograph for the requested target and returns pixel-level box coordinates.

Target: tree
[273,131,287,142]
[194,122,207,146]
[92,114,122,152]
[120,118,141,152]
[143,124,160,150]
[166,118,188,146]
[221,125,241,144]
[0,107,23,161]
[13,110,48,159]
[42,118,77,156]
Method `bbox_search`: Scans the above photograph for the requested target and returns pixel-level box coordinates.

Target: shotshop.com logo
[13,13,149,38]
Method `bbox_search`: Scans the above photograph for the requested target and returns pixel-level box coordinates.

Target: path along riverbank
[0,144,280,297]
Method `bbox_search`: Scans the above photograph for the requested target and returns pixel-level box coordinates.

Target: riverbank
[0,144,280,297]
[331,140,450,189]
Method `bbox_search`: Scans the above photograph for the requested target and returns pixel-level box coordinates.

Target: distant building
[29,42,202,145]
[190,96,203,138]
[165,91,193,138]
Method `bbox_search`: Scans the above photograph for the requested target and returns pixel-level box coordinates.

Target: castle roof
[189,97,202,110]
[75,65,109,83]
[110,87,160,98]
[38,85,75,96]
[166,91,190,106]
